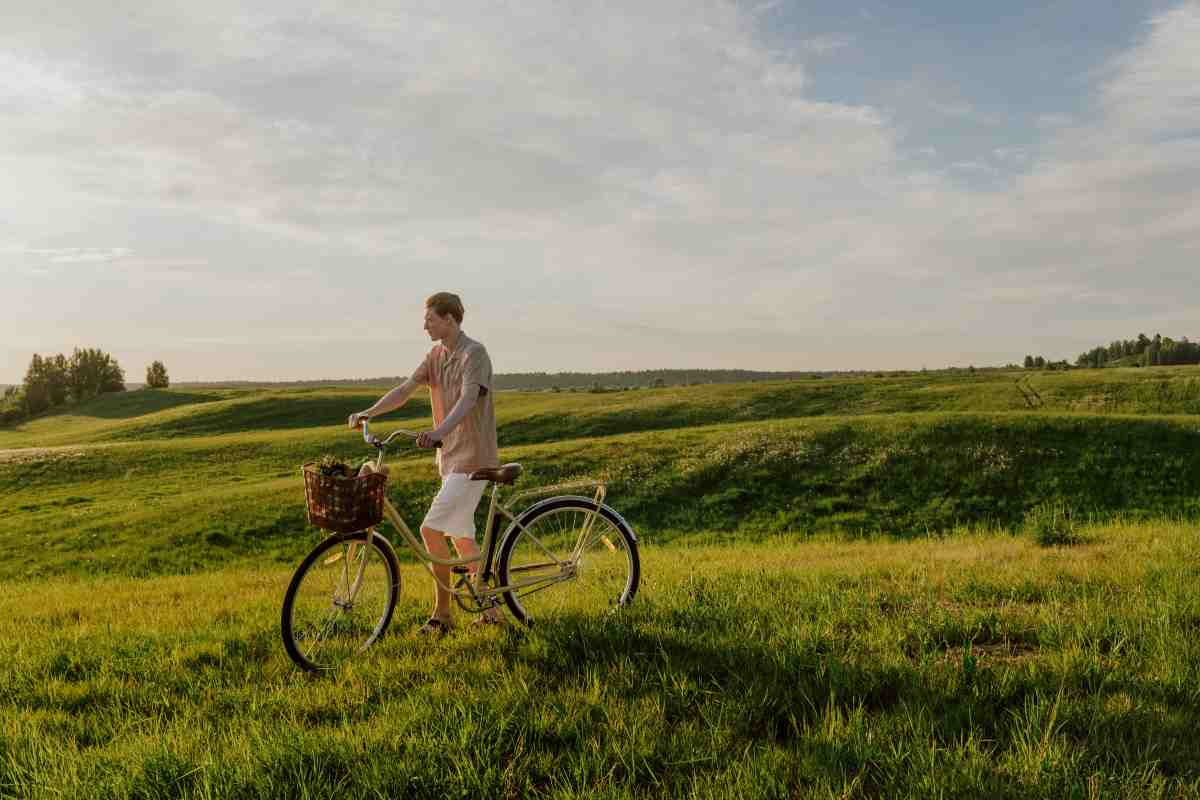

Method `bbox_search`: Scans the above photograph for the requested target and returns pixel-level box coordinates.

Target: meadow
[2,366,1200,797]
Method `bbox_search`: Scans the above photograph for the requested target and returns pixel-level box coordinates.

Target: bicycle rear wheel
[496,497,639,626]
[281,530,401,672]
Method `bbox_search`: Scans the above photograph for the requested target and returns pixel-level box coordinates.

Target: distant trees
[66,348,125,401]
[3,347,126,425]
[1,386,23,425]
[21,354,59,415]
[1023,355,1072,371]
[1074,333,1200,368]
[490,369,818,391]
[146,360,170,389]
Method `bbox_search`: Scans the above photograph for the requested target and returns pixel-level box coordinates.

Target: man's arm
[350,354,432,429]
[415,386,482,447]
[431,387,481,439]
[348,379,419,428]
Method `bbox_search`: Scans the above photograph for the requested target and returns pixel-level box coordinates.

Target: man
[348,291,501,633]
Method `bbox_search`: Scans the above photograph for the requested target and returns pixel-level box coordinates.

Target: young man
[348,292,501,633]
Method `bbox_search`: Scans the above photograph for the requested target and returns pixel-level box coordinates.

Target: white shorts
[420,473,488,540]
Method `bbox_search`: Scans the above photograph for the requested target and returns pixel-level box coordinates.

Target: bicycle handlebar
[359,418,442,449]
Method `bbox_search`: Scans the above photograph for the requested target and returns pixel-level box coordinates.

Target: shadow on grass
[106,394,432,439]
[501,604,1200,785]
[7,390,222,427]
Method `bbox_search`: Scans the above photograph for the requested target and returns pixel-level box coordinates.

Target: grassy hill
[5,364,1200,449]
[3,366,1200,581]
[5,367,1200,797]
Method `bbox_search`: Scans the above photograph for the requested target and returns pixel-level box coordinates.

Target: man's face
[423,307,454,341]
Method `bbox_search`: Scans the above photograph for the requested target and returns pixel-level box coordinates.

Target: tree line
[1020,333,1200,371]
[1021,355,1073,371]
[157,369,830,392]
[1,350,170,425]
[1074,333,1200,369]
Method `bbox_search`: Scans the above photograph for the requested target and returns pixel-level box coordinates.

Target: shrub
[1024,501,1082,546]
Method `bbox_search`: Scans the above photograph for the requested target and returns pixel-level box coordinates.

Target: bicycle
[281,419,640,672]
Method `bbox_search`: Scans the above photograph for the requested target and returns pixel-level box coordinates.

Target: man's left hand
[416,431,440,449]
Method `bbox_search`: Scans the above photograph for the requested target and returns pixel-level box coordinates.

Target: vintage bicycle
[281,419,640,672]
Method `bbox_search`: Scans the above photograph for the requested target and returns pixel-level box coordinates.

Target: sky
[3,0,1198,382]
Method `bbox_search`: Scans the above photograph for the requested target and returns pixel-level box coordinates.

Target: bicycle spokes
[501,503,636,623]
[283,534,398,671]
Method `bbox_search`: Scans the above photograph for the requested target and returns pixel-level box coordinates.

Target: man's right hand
[348,411,370,430]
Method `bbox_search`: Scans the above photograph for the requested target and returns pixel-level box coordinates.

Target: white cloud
[2,1,1199,379]
[2,246,131,263]
[799,34,853,55]
[991,147,1028,162]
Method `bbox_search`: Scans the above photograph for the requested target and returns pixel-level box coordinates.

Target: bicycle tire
[281,530,401,672]
[496,496,639,626]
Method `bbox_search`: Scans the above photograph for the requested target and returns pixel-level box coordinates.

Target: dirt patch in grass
[0,447,88,464]
[937,641,1040,666]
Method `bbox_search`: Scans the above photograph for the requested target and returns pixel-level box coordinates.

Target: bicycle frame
[354,421,609,603]
[372,478,607,600]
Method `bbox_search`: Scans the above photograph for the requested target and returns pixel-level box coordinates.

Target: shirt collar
[442,331,470,358]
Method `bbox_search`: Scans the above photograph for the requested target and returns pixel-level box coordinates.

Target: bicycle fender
[505,495,638,543]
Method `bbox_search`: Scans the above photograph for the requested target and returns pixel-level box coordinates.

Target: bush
[1024,501,1083,546]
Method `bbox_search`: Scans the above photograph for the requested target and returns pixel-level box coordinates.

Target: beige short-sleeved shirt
[411,333,499,478]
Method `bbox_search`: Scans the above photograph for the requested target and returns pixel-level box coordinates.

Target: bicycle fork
[332,533,376,610]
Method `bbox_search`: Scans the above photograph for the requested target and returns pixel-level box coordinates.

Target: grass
[3,369,1200,796]
[4,409,1200,581]
[3,520,1200,798]
[4,365,1200,451]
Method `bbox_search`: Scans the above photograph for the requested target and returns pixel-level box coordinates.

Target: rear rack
[507,478,606,507]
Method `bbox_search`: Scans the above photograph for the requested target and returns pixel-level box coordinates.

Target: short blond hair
[425,292,464,324]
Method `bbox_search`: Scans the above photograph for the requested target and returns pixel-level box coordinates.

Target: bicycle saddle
[469,463,523,485]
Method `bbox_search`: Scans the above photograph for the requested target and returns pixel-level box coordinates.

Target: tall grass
[3,521,1199,798]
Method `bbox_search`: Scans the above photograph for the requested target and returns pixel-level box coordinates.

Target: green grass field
[2,366,1200,797]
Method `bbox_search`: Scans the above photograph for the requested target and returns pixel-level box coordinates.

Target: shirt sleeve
[461,345,492,396]
[411,351,433,386]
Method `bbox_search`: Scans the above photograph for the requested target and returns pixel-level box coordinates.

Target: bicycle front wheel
[281,530,401,672]
[496,497,639,626]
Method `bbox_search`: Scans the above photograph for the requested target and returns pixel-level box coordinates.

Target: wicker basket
[301,464,388,533]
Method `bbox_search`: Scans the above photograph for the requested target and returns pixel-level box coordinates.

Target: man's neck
[441,328,462,352]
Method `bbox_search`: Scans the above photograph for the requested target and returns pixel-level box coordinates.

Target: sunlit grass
[4,371,1200,796]
[3,520,1199,798]
[4,407,1200,581]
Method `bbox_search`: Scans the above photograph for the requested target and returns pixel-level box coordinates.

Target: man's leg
[420,526,455,623]
[450,537,502,622]
[419,474,489,627]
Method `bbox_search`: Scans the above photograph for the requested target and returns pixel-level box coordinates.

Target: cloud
[894,1,1200,338]
[2,1,1199,378]
[799,34,853,55]
[991,147,1028,163]
[3,246,131,263]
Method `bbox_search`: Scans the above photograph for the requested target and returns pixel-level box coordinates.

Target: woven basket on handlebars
[301,464,388,533]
